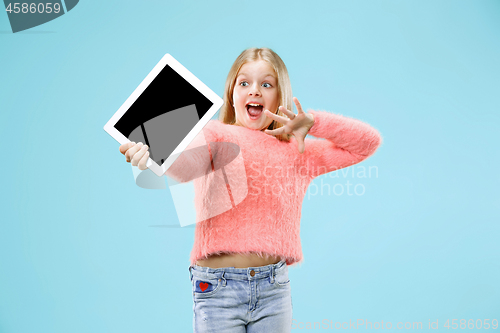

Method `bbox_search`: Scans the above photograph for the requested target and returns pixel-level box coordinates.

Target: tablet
[104,53,224,177]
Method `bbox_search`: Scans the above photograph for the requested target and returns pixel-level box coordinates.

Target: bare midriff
[195,252,282,268]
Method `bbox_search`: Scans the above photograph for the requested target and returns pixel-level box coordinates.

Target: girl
[119,47,382,332]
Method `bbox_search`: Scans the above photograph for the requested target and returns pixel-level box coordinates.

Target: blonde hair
[219,47,292,142]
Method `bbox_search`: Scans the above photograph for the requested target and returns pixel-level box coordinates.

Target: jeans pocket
[273,266,290,287]
[192,276,222,298]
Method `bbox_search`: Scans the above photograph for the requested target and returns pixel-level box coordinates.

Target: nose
[248,82,261,96]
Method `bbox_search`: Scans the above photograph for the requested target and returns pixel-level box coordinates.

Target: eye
[239,81,249,87]
[262,82,272,88]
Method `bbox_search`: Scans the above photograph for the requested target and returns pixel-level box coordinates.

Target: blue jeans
[188,259,293,332]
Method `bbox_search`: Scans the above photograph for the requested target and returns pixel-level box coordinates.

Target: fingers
[131,144,149,166]
[264,127,286,136]
[125,143,141,162]
[119,142,135,155]
[138,151,150,170]
[277,106,296,120]
[293,97,304,114]
[120,141,150,169]
[264,109,289,124]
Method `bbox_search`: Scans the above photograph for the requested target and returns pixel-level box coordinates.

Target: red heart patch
[200,282,209,292]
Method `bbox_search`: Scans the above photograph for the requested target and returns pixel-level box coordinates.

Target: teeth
[248,103,262,107]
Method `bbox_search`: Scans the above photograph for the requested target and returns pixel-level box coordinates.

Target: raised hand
[263,97,315,154]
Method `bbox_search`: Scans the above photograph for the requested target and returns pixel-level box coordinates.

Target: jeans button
[250,270,255,277]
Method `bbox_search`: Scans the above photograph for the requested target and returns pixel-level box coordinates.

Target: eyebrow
[237,73,276,80]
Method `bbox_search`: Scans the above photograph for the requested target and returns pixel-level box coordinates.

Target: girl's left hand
[264,97,315,154]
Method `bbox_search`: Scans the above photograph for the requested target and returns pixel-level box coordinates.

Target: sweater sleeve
[302,109,383,179]
[164,120,220,183]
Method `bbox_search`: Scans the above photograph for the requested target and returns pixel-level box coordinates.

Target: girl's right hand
[119,142,150,170]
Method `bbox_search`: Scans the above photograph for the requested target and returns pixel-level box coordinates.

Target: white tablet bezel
[104,53,223,177]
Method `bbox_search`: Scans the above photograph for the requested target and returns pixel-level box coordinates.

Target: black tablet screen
[114,65,214,166]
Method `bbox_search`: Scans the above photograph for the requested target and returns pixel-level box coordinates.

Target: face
[232,60,280,131]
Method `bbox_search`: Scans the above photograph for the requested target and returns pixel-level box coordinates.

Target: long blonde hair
[219,47,292,142]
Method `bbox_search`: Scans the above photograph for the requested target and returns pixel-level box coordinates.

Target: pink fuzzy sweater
[165,109,383,266]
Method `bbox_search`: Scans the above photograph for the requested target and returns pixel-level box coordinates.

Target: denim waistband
[189,259,287,281]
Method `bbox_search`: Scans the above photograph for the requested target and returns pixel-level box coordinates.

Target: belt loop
[221,271,227,287]
[270,264,275,284]
[189,266,193,281]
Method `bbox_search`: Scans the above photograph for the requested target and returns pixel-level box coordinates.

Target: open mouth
[246,103,264,120]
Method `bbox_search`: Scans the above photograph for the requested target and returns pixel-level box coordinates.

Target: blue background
[1,0,499,332]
